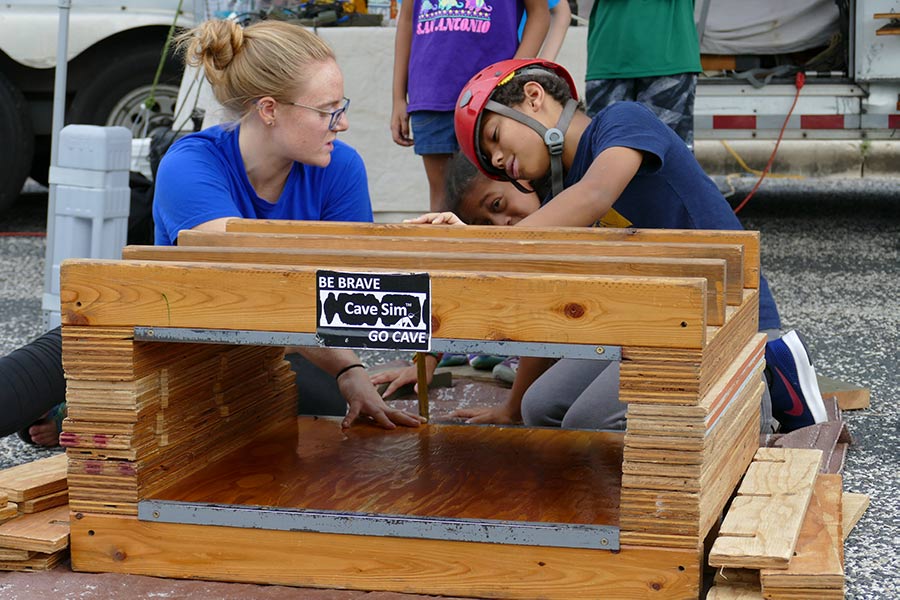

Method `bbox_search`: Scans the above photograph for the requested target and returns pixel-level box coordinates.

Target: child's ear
[522,81,545,112]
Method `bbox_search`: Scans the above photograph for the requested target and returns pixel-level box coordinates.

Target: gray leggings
[521,329,781,433]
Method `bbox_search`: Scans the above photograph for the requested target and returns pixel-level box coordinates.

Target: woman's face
[458,175,541,226]
[277,59,348,167]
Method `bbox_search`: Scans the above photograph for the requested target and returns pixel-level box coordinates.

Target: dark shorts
[410,110,459,156]
[585,73,698,146]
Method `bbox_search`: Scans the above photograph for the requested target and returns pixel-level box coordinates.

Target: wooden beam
[60,259,708,349]
[178,230,748,305]
[123,245,728,326]
[71,513,701,599]
[221,219,761,289]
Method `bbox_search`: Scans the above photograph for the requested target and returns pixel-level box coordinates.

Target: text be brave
[319,275,380,290]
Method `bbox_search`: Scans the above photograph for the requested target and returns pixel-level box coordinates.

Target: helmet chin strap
[484,98,579,198]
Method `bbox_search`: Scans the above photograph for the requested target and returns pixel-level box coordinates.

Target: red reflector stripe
[890,115,900,129]
[800,115,845,129]
[713,115,756,129]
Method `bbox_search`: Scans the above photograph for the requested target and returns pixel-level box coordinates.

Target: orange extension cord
[733,71,806,214]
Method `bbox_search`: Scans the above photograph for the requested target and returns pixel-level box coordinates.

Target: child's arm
[539,0,571,60]
[516,0,551,58]
[391,0,415,147]
[518,146,644,227]
[451,357,555,424]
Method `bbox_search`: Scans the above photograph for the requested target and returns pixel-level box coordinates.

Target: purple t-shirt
[407,0,524,112]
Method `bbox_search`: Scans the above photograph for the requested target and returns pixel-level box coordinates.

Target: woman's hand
[370,360,436,399]
[450,402,522,425]
[403,211,466,226]
[338,366,425,429]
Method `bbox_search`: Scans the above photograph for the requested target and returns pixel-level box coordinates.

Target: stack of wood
[61,327,297,516]
[0,453,71,571]
[707,447,870,599]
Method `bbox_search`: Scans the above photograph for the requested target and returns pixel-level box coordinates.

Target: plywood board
[177,230,747,305]
[61,260,708,349]
[0,549,68,572]
[124,245,728,325]
[709,448,822,569]
[707,585,765,599]
[154,417,624,526]
[760,474,844,593]
[72,513,700,599]
[0,453,67,502]
[0,504,70,553]
[841,492,869,541]
[221,219,762,289]
[19,490,69,514]
[817,374,870,410]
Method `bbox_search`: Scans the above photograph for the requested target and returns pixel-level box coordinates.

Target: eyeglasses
[282,97,350,131]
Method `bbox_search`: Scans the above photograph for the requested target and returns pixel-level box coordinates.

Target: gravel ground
[0,179,898,598]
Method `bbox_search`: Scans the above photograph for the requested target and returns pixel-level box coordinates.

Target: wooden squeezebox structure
[60,220,767,599]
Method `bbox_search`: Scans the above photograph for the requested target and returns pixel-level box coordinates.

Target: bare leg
[422,153,452,212]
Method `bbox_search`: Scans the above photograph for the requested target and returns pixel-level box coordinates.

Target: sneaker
[492,356,519,384]
[437,353,468,368]
[467,354,505,370]
[764,330,828,433]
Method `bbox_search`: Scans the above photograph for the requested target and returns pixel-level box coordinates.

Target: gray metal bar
[133,327,621,361]
[139,500,619,550]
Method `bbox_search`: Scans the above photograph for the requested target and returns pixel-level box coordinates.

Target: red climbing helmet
[454,58,579,182]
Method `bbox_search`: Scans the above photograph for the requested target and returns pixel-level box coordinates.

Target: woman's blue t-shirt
[152,124,372,246]
[562,102,781,330]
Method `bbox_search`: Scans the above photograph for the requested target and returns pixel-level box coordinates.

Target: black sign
[316,270,431,351]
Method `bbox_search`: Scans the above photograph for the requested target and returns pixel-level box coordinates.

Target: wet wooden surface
[154,417,624,526]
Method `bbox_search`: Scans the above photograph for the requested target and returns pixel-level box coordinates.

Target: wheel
[0,71,34,214]
[68,45,182,139]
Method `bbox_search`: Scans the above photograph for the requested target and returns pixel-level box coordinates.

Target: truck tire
[68,45,182,140]
[0,72,34,214]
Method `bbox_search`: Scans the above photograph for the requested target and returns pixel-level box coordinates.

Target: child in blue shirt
[408,58,827,434]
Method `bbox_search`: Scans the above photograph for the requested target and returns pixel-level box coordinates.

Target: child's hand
[450,405,521,425]
[391,100,414,147]
[403,212,466,225]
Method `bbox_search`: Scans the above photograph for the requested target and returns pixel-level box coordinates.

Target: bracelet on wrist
[334,363,365,380]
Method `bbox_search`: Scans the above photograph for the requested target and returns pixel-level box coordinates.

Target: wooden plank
[123,245,728,325]
[760,474,844,593]
[71,513,701,599]
[707,585,765,599]
[61,259,708,349]
[222,219,762,289]
[154,417,623,526]
[0,549,68,572]
[708,448,822,569]
[0,453,68,502]
[817,374,870,410]
[841,492,869,540]
[19,490,69,514]
[0,502,18,522]
[178,229,747,306]
[0,504,70,553]
[0,547,33,560]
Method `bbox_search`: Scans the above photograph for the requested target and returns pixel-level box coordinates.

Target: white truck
[0,0,195,212]
[691,0,900,177]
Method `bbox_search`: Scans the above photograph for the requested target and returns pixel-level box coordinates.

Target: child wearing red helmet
[406,58,828,434]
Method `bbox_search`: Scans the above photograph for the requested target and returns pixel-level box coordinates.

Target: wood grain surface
[221,219,761,288]
[60,260,708,349]
[154,417,624,526]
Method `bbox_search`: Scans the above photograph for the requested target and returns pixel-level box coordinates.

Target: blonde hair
[176,19,335,116]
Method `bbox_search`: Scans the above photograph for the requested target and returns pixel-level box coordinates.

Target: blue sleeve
[590,103,671,174]
[319,142,373,223]
[152,138,242,245]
